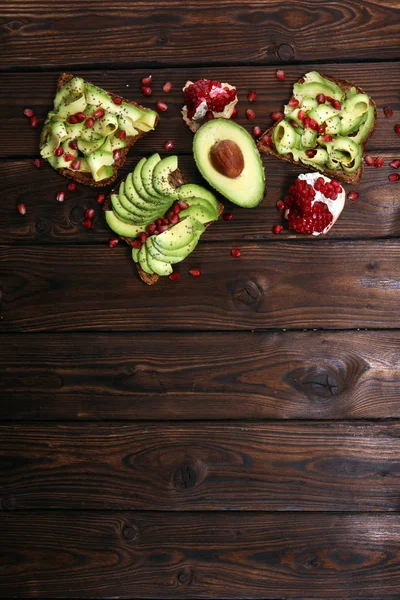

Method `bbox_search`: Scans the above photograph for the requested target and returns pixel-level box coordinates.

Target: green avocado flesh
[193,119,265,208]
[40,76,158,182]
[274,71,375,173]
[105,154,217,277]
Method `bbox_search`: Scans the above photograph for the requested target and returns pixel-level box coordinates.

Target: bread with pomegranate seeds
[258,73,377,185]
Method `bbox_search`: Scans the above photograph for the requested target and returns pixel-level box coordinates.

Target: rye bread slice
[104,167,224,285]
[41,73,159,188]
[257,73,377,185]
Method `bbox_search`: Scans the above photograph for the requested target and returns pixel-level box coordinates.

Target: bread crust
[41,73,159,187]
[257,73,377,185]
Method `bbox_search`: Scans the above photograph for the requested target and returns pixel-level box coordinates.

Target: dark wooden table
[1,1,400,598]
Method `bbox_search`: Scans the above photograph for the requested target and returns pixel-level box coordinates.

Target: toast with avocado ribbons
[258,72,377,185]
[103,153,223,285]
[40,73,158,187]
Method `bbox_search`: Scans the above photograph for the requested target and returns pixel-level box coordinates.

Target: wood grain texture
[1,241,400,332]
[1,512,400,598]
[1,1,400,69]
[1,331,400,420]
[2,64,398,158]
[3,421,400,511]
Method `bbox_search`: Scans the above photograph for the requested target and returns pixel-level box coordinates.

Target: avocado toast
[258,72,377,184]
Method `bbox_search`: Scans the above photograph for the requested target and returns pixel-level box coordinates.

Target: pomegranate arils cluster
[184,80,236,119]
[284,178,333,235]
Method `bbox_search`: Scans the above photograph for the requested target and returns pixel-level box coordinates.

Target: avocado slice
[145,241,173,276]
[301,128,318,149]
[352,105,375,144]
[325,115,341,135]
[308,104,340,125]
[298,148,328,168]
[118,182,150,221]
[273,120,298,149]
[125,172,159,213]
[293,81,344,103]
[154,235,199,260]
[177,184,219,214]
[138,244,154,275]
[110,194,148,225]
[105,211,143,238]
[179,204,217,225]
[193,119,265,208]
[178,196,218,219]
[132,247,141,263]
[155,216,203,251]
[152,155,180,197]
[332,136,362,172]
[54,77,85,110]
[133,157,159,203]
[146,236,187,264]
[141,153,162,197]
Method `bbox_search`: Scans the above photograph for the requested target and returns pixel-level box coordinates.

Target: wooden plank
[1,241,400,332]
[2,64,398,158]
[2,421,400,511]
[1,511,400,598]
[1,331,400,420]
[2,153,400,245]
[1,1,399,69]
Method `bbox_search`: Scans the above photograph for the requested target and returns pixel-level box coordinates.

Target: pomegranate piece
[67,182,76,192]
[56,191,65,203]
[93,108,105,120]
[276,200,286,210]
[108,238,119,248]
[317,93,326,104]
[231,107,238,118]
[183,79,237,119]
[156,101,168,112]
[131,239,142,249]
[164,140,174,151]
[253,126,262,137]
[271,112,283,121]
[85,208,95,220]
[389,173,400,182]
[189,268,201,277]
[169,272,180,281]
[17,203,26,215]
[85,117,95,128]
[288,97,299,107]
[384,106,393,118]
[262,135,273,147]
[30,115,39,127]
[395,125,400,135]
[348,191,359,201]
[71,160,81,170]
[163,81,173,93]
[141,75,152,86]
[272,224,283,234]
[113,96,122,105]
[96,194,105,205]
[142,86,152,96]
[231,248,242,258]
[276,69,285,81]
[374,157,385,168]
[247,90,257,102]
[113,149,121,161]
[364,155,374,166]
[23,108,34,117]
[33,158,41,168]
[223,212,233,221]
[389,159,400,169]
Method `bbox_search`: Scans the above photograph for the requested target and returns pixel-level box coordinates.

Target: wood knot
[35,218,48,234]
[174,464,199,490]
[6,21,23,31]
[122,524,138,540]
[70,205,84,223]
[177,568,193,585]
[304,554,321,569]
[0,496,14,511]
[230,280,263,308]
[286,365,342,400]
[276,43,295,61]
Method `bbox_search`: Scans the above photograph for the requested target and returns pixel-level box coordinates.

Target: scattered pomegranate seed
[76,112,86,123]
[206,110,214,119]
[164,140,174,151]
[85,208,95,219]
[17,203,26,215]
[246,108,256,120]
[231,248,242,258]
[117,129,127,140]
[56,191,65,203]
[309,118,319,131]
[113,149,121,161]
[162,81,173,93]
[290,120,299,129]
[276,69,285,81]
[141,75,152,86]
[93,108,105,120]
[71,160,81,170]
[169,272,180,281]
[156,101,168,112]
[384,106,393,118]
[96,193,105,205]
[138,232,148,243]
[277,200,286,210]
[395,125,400,135]
[306,149,316,158]
[23,108,34,117]
[173,203,181,214]
[85,117,95,128]
[69,140,78,150]
[142,86,152,96]
[374,157,385,168]
[189,268,201,277]
[389,159,400,169]
[64,154,74,163]
[162,218,169,226]
[247,90,257,102]
[331,100,342,110]
[303,116,311,129]
[271,112,284,121]
[317,93,326,104]
[364,155,374,166]
[223,212,233,221]
[326,96,334,103]
[30,115,39,127]
[253,126,262,137]
[262,135,273,147]
[108,238,119,248]
[288,97,299,107]
[158,224,168,233]
[231,107,238,118]
[178,200,189,210]
[131,240,142,249]
[348,191,359,201]
[33,158,41,168]
[169,213,179,225]
[272,224,283,234]
[298,109,307,121]
[146,223,157,234]
[67,182,76,192]
[318,124,326,134]
[156,218,163,227]
[55,146,64,156]
[113,96,122,105]
[322,134,333,142]
[68,115,78,124]
[389,173,400,182]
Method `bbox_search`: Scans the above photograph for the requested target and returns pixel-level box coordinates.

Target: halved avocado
[193,119,265,208]
[105,211,142,238]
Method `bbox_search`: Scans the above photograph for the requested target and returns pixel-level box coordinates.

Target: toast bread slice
[104,167,224,285]
[41,73,159,188]
[257,73,377,185]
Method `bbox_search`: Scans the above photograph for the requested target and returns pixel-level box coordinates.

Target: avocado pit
[209,139,244,179]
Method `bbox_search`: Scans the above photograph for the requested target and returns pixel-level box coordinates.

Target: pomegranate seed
[108,238,119,248]
[389,159,400,169]
[166,210,174,221]
[158,224,168,233]
[117,129,127,140]
[246,108,256,120]
[64,153,74,162]
[55,146,64,156]
[298,109,307,121]
[253,126,262,137]
[262,135,273,147]
[306,149,316,158]
[164,140,174,151]
[146,223,157,234]
[85,117,95,128]
[17,203,26,215]
[75,112,86,122]
[247,90,257,102]
[173,203,181,214]
[348,191,359,201]
[374,157,384,168]
[291,120,299,129]
[33,158,41,168]
[85,208,95,220]
[317,93,326,104]
[288,97,299,107]
[326,96,334,103]
[142,86,152,96]
[131,239,142,249]
[206,110,214,119]
[169,213,179,225]
[71,160,81,170]
[231,107,238,118]
[189,268,201,277]
[169,272,180,281]
[309,118,319,131]
[332,100,342,110]
[364,155,374,166]
[272,224,283,234]
[162,218,169,226]
[113,96,122,105]
[322,134,333,142]
[162,81,173,93]
[23,108,34,117]
[93,108,105,120]
[138,232,148,243]
[156,218,163,227]
[223,212,233,221]
[178,200,189,210]
[277,200,285,210]
[276,69,285,81]
[384,106,393,118]
[30,115,39,127]
[67,182,76,192]
[69,140,78,150]
[271,112,283,121]
[156,101,168,112]
[395,125,400,135]
[303,117,311,129]
[141,75,152,86]
[389,173,400,182]
[318,124,326,134]
[231,248,242,258]
[68,115,78,124]
[113,149,121,161]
